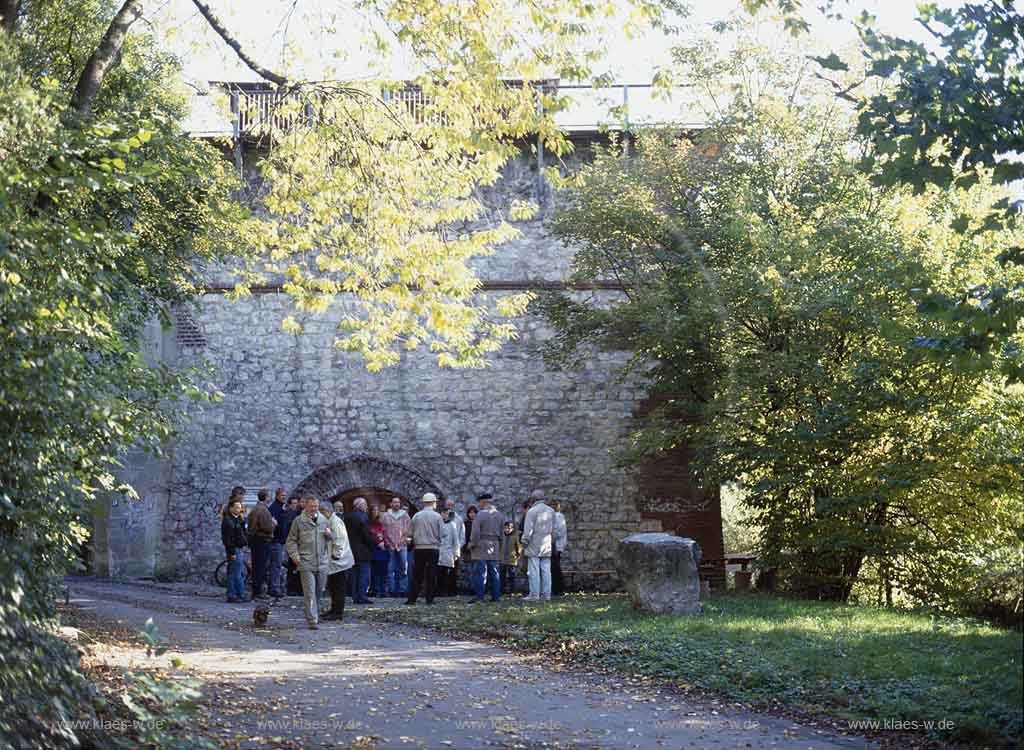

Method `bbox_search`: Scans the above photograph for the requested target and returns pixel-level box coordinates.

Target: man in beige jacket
[521,489,555,601]
[285,495,332,629]
[406,493,444,605]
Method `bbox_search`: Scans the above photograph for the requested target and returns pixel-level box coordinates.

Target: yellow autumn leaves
[223,0,670,370]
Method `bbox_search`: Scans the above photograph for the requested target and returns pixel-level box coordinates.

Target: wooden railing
[385,85,435,125]
[232,86,311,136]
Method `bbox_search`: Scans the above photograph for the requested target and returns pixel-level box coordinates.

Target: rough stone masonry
[91,137,725,589]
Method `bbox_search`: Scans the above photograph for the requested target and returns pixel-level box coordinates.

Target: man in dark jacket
[344,497,375,603]
[220,494,249,603]
[469,494,504,602]
[247,488,277,600]
[284,496,304,595]
[268,487,295,598]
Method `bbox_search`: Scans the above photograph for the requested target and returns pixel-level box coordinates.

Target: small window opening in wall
[173,306,206,347]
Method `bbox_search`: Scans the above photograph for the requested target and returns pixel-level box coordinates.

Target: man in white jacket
[323,500,355,621]
[442,498,465,597]
[520,489,555,601]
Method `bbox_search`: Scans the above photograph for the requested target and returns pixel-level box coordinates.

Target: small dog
[253,604,270,627]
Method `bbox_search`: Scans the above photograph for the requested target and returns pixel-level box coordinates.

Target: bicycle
[213,556,252,588]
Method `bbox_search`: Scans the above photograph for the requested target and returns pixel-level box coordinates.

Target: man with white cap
[406,492,444,605]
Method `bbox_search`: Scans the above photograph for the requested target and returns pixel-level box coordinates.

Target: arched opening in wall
[332,487,413,514]
[290,454,444,513]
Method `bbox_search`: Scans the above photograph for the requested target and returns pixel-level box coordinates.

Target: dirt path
[67,578,873,750]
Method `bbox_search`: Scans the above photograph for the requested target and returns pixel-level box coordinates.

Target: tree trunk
[70,0,144,117]
[0,0,19,32]
[882,558,893,608]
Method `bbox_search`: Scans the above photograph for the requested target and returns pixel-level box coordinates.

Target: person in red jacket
[368,504,390,597]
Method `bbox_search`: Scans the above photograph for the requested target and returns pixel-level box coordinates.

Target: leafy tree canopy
[0,12,240,745]
[745,0,1024,379]
[0,1,684,746]
[538,26,1023,604]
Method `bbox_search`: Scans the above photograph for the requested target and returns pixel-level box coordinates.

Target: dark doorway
[330,487,417,514]
[291,454,442,511]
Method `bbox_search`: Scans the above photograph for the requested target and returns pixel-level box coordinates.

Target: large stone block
[617,533,702,615]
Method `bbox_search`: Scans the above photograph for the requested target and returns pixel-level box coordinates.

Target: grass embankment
[361,592,1022,747]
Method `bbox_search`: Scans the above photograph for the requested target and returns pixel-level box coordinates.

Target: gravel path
[67,578,874,750]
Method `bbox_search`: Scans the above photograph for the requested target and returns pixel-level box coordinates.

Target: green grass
[360,593,1022,746]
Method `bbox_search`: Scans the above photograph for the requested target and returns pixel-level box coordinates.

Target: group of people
[219,487,569,629]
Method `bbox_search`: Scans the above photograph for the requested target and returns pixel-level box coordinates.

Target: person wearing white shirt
[323,500,355,621]
[442,498,465,596]
[552,499,568,597]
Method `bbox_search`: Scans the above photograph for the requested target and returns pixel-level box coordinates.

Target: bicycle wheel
[214,559,229,588]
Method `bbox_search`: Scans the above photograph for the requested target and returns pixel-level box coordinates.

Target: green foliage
[850,1,1024,382]
[0,6,238,745]
[720,484,759,555]
[538,32,1023,606]
[0,608,100,749]
[897,542,1024,630]
[363,593,1023,746]
[117,670,209,750]
[112,620,210,750]
[855,2,1023,196]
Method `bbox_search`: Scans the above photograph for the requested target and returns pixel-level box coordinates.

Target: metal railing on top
[218,81,702,139]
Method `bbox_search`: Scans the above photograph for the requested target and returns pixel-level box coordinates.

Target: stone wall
[95,145,723,589]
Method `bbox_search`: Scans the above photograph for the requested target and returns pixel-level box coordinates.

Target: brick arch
[289,454,445,511]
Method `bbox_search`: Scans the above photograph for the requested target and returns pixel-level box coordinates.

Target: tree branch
[0,0,20,33]
[811,70,861,104]
[190,0,288,86]
[70,0,144,117]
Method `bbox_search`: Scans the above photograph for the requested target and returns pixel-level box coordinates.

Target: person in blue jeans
[469,494,504,602]
[268,487,296,598]
[381,497,411,597]
[368,504,390,596]
[220,493,249,602]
